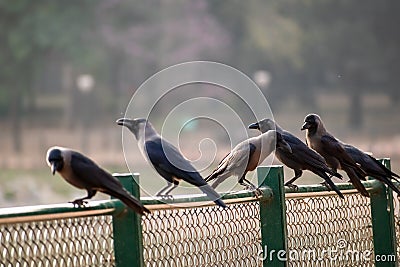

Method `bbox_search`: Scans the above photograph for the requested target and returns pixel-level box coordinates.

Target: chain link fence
[393,196,400,263]
[142,202,261,266]
[286,193,374,266]
[0,215,114,267]
[0,165,398,266]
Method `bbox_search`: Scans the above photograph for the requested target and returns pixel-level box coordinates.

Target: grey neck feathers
[258,130,276,151]
[273,123,284,134]
[144,122,159,139]
[60,149,72,166]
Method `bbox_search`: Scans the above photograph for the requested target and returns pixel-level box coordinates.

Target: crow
[205,130,292,192]
[301,114,369,197]
[117,118,226,208]
[249,118,344,198]
[46,146,149,215]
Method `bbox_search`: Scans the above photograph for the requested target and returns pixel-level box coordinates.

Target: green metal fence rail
[0,161,398,266]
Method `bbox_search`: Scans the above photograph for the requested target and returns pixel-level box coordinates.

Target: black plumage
[301,114,369,197]
[47,146,149,215]
[249,119,344,198]
[344,144,400,194]
[117,118,226,208]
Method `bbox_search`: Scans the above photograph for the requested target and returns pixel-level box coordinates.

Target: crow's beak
[301,121,311,131]
[116,118,129,126]
[248,122,260,130]
[51,162,57,175]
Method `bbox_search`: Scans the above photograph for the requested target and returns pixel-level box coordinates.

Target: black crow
[117,118,226,208]
[249,118,344,198]
[46,146,150,215]
[301,114,369,197]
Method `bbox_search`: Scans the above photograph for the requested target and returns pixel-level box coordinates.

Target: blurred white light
[253,70,271,88]
[76,74,95,93]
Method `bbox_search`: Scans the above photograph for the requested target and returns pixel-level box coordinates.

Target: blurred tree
[1,0,399,141]
[212,0,400,126]
[210,1,306,111]
[280,0,400,128]
[97,0,231,113]
[0,0,97,151]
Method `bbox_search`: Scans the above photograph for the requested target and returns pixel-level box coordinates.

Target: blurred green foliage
[0,0,399,123]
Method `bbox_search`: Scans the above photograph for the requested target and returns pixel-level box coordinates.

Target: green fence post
[258,165,287,267]
[370,159,397,266]
[112,173,144,267]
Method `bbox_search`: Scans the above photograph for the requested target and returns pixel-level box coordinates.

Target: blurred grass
[1,92,399,207]
[1,157,398,208]
[2,168,70,195]
[0,163,323,209]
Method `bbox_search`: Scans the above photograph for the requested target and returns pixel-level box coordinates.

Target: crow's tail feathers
[315,170,344,199]
[329,169,343,180]
[373,176,400,195]
[110,190,150,215]
[344,166,369,197]
[204,174,215,183]
[200,184,227,208]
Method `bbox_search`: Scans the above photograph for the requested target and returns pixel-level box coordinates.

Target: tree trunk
[349,92,363,129]
[62,63,74,128]
[9,87,22,153]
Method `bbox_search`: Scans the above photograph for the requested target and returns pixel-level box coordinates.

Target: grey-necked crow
[249,118,344,198]
[301,114,369,197]
[46,146,149,215]
[205,130,292,192]
[117,118,226,208]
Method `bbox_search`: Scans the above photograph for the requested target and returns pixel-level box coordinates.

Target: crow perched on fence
[46,146,149,215]
[301,114,369,197]
[117,118,226,208]
[249,118,344,199]
[205,130,292,193]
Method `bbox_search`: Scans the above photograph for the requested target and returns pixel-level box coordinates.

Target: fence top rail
[0,199,124,225]
[140,186,272,209]
[0,187,272,225]
[0,176,386,225]
[284,179,382,198]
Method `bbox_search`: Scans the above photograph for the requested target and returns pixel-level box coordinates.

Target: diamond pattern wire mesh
[393,196,400,262]
[0,215,114,267]
[0,190,391,266]
[285,193,374,266]
[142,201,262,267]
